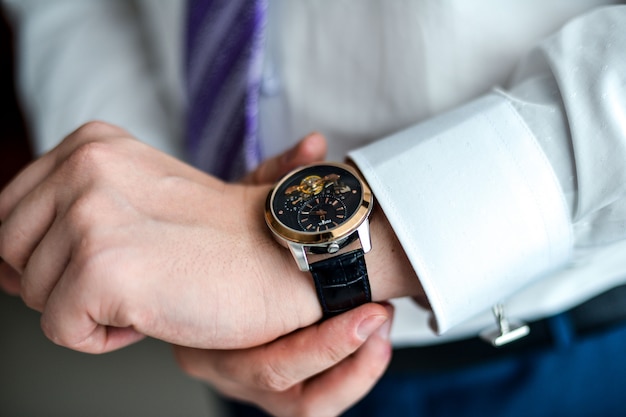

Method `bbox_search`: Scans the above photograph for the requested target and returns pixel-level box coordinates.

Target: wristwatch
[265,162,374,317]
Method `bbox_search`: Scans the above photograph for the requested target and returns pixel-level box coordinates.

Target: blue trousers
[228,315,626,417]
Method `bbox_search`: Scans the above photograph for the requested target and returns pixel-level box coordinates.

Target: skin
[174,133,395,417]
[0,122,425,415]
[174,303,395,417]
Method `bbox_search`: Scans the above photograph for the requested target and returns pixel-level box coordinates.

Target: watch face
[267,163,372,243]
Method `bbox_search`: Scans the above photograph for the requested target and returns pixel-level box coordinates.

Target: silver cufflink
[480,303,530,347]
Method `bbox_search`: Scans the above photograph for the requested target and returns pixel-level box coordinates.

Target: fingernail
[376,316,392,341]
[357,315,388,341]
[376,302,394,341]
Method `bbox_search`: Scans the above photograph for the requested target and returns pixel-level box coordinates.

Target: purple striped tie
[185,0,267,180]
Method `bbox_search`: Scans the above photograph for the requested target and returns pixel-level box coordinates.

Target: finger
[40,263,146,353]
[43,317,145,354]
[0,122,134,270]
[0,121,131,222]
[252,302,391,390]
[20,215,72,311]
[0,156,56,221]
[301,303,394,416]
[0,180,58,274]
[240,132,327,185]
[0,259,21,295]
[191,303,391,392]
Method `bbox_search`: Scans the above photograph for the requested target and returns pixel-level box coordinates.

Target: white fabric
[349,94,573,333]
[1,0,185,158]
[3,0,626,345]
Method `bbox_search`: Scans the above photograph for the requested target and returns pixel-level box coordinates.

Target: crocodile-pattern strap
[309,249,371,317]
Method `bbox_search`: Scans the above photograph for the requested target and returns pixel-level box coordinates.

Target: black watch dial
[272,164,363,233]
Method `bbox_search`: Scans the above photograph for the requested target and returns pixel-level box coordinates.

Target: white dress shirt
[4,0,626,346]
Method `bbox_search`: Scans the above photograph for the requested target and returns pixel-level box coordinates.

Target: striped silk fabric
[185,0,267,180]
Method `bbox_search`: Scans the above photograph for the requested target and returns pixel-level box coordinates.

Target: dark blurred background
[0,11,32,189]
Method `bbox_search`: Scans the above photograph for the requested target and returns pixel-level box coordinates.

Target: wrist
[246,184,323,331]
[263,162,425,323]
[271,202,425,327]
[366,204,425,303]
[343,161,424,304]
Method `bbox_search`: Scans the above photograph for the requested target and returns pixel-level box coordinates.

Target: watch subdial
[298,195,347,232]
[281,194,304,213]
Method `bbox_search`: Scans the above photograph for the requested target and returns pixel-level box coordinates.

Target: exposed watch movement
[265,162,374,317]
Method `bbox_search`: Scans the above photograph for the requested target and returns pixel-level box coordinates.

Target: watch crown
[327,242,340,254]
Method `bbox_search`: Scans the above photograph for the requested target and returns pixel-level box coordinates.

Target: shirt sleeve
[349,5,626,334]
[1,0,184,157]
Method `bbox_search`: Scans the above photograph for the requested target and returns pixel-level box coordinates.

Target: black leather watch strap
[309,249,371,318]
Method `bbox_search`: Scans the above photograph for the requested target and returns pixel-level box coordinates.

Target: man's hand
[240,132,327,185]
[0,121,421,354]
[0,121,324,353]
[174,133,392,417]
[0,132,327,298]
[175,303,393,417]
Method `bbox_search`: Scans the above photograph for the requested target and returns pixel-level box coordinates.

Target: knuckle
[64,140,116,176]
[70,120,124,141]
[254,359,294,392]
[60,121,124,158]
[318,341,348,365]
[39,314,102,353]
[65,193,102,230]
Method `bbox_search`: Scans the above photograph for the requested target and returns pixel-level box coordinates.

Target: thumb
[241,132,327,185]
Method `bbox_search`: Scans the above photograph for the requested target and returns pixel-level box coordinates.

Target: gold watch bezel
[265,162,373,246]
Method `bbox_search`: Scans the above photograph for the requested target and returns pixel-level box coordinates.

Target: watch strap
[309,249,371,317]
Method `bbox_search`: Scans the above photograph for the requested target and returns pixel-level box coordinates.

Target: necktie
[185,0,267,180]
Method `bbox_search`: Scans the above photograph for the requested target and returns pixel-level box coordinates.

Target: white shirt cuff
[349,94,574,333]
